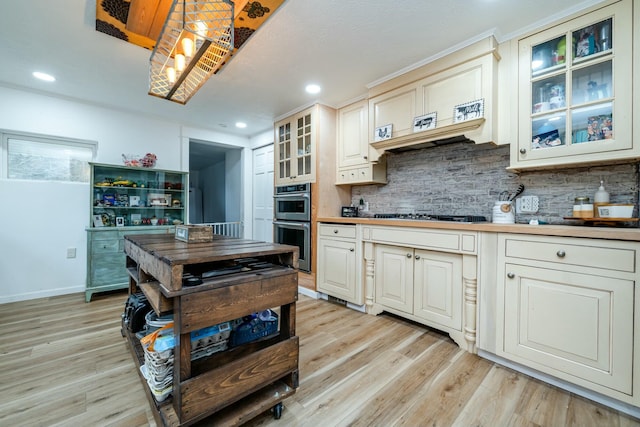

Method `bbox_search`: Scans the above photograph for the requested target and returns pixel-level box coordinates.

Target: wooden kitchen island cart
[122,233,300,426]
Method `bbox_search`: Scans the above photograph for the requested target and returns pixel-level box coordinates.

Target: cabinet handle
[350,248,354,252]
[406,253,412,258]
[557,250,566,258]
[414,255,420,260]
[519,148,527,154]
[507,272,515,279]
[333,229,338,234]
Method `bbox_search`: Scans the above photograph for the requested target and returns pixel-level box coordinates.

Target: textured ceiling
[0,0,607,139]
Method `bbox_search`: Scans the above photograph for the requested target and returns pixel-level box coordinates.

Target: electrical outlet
[66,247,76,259]
[516,195,539,213]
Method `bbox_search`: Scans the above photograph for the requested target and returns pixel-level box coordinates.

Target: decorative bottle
[593,180,610,217]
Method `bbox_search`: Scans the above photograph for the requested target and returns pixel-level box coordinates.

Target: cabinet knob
[507,272,515,279]
[406,253,412,258]
[557,250,566,258]
[363,155,368,160]
[414,254,420,260]
[350,248,355,252]
[519,148,527,154]
[333,229,338,234]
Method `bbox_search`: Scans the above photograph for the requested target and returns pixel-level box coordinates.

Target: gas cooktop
[373,213,488,223]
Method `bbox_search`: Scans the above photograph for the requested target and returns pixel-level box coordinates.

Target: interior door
[252,144,274,242]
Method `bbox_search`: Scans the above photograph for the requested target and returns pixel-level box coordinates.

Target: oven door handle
[273,193,310,198]
[273,221,310,229]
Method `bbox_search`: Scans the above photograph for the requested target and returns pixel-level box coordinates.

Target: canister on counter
[573,197,594,218]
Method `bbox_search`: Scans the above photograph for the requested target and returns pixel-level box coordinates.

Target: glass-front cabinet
[86,162,187,302]
[90,162,187,227]
[511,1,635,170]
[274,106,316,184]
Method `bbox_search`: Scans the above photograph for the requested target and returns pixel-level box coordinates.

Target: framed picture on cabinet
[92,214,104,227]
[413,112,437,132]
[115,216,125,227]
[453,99,484,123]
[374,124,393,142]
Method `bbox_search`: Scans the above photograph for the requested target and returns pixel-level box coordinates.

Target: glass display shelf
[89,162,187,228]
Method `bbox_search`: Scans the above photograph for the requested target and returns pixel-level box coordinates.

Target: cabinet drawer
[91,239,120,254]
[319,224,356,239]
[370,227,464,252]
[504,237,636,273]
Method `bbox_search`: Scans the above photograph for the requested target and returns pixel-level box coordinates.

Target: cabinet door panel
[419,65,482,127]
[317,239,359,304]
[513,0,634,168]
[413,250,462,330]
[502,263,633,394]
[338,101,368,168]
[369,87,417,141]
[374,245,413,313]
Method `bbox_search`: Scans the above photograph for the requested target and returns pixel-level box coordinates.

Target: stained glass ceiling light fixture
[149,0,234,104]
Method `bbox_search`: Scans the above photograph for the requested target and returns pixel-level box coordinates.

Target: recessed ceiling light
[235,122,247,129]
[32,71,56,82]
[305,84,321,94]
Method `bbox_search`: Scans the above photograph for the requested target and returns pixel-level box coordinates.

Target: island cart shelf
[122,233,300,426]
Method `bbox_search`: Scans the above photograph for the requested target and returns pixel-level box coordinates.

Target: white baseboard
[297,286,319,299]
[0,286,85,304]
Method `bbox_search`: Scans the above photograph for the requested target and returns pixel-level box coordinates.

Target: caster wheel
[273,402,283,419]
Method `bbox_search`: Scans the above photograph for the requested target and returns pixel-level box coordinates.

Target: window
[1,130,96,182]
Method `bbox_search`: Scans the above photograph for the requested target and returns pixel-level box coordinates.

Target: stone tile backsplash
[351,141,639,225]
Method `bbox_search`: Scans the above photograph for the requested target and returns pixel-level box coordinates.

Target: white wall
[0,86,257,302]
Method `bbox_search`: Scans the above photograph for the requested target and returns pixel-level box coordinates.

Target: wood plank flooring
[1,289,639,427]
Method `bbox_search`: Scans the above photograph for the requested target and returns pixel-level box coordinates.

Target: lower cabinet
[495,234,638,405]
[85,226,174,302]
[375,244,462,331]
[316,224,363,305]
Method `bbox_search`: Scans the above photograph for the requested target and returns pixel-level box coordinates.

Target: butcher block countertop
[317,216,640,242]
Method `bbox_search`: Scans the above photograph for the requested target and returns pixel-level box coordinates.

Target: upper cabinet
[510,0,636,171]
[367,37,501,161]
[90,162,187,227]
[275,106,316,184]
[336,100,387,185]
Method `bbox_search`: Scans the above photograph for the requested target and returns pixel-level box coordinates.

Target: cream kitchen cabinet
[275,107,314,184]
[365,226,478,353]
[274,105,324,184]
[375,244,463,331]
[510,0,638,170]
[495,233,638,405]
[336,100,386,185]
[316,223,363,305]
[367,36,500,160]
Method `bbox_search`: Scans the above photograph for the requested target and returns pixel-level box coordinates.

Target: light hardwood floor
[1,289,639,427]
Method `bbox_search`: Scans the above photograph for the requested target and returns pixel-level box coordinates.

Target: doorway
[189,140,242,225]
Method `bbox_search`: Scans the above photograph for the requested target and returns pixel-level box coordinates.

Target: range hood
[371,117,487,155]
[366,35,500,161]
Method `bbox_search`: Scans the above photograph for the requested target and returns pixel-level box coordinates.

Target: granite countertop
[316,216,640,242]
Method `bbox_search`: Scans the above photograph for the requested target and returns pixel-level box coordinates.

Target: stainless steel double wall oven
[273,183,311,272]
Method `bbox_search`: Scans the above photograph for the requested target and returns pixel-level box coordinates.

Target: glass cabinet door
[277,122,291,180]
[528,18,614,154]
[515,0,634,170]
[295,112,313,180]
[90,163,187,227]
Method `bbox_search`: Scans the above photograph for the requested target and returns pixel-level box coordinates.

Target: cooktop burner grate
[374,213,487,223]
